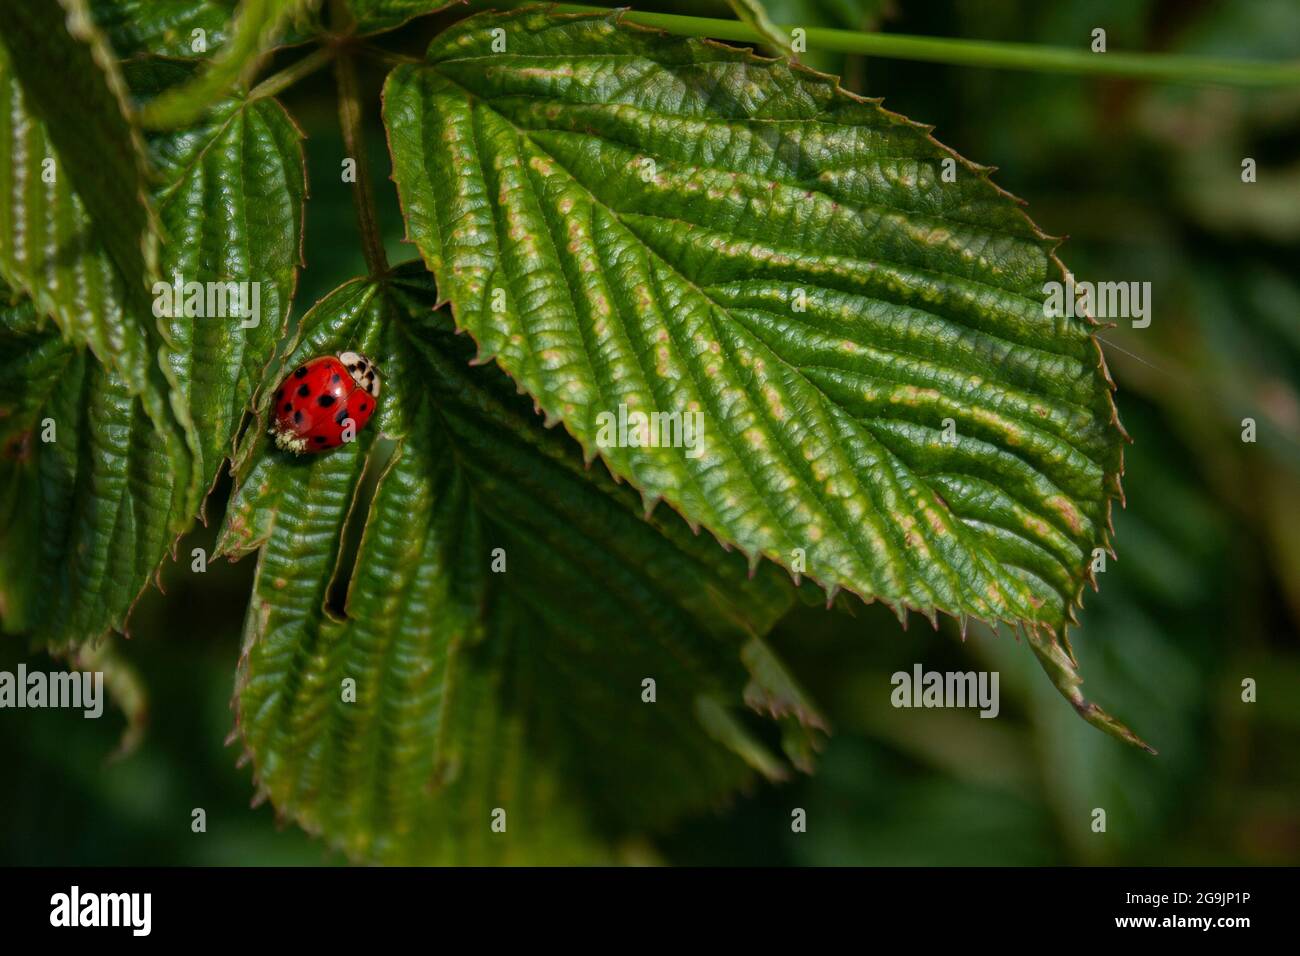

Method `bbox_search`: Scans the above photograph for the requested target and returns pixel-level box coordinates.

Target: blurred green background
[3,0,1298,865]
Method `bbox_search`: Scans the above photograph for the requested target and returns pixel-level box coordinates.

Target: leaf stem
[248,44,337,102]
[499,2,1300,88]
[334,43,388,277]
[358,43,424,67]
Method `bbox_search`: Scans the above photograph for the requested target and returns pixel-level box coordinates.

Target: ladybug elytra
[270,351,380,454]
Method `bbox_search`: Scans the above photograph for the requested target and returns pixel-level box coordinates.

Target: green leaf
[0,296,68,633]
[0,0,159,307]
[741,635,827,772]
[0,40,201,646]
[90,0,459,61]
[216,262,811,862]
[0,74,304,648]
[727,0,795,58]
[145,71,307,487]
[0,294,184,645]
[91,0,241,60]
[136,0,312,129]
[335,0,464,37]
[382,8,1144,747]
[0,43,194,512]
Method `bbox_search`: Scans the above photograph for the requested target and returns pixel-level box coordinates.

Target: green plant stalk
[249,43,336,101]
[501,3,1300,88]
[139,0,281,128]
[334,45,388,277]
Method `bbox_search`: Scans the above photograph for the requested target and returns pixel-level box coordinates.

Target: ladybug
[270,351,381,454]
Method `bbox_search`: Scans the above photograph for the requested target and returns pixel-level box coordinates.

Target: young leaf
[382,8,1143,747]
[0,74,305,649]
[216,263,812,862]
[727,0,795,58]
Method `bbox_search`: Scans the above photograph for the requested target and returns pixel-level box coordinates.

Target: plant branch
[334,43,388,277]
[358,44,424,67]
[493,2,1300,88]
[249,44,337,102]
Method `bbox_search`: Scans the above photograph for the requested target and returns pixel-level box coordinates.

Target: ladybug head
[338,350,381,398]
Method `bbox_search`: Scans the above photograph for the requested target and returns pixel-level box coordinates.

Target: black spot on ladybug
[335,409,348,425]
[314,436,327,445]
[297,384,310,397]
[275,388,283,400]
[295,367,307,378]
[293,411,303,424]
[359,402,368,412]
[318,394,336,407]
[283,401,292,412]
[331,374,341,384]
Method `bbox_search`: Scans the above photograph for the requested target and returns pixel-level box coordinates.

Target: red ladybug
[270,351,381,454]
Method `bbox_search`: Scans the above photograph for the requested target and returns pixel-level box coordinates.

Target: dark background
[3,0,1297,865]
